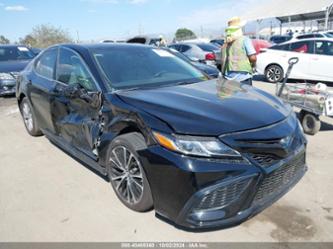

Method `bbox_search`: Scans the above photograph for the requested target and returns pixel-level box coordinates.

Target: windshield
[0,46,35,61]
[92,46,207,90]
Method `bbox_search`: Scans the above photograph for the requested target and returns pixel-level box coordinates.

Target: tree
[20,24,73,48]
[175,28,196,41]
[0,35,10,44]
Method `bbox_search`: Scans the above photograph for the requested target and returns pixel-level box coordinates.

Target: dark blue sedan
[0,45,35,96]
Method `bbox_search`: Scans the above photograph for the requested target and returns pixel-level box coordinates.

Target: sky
[0,0,267,42]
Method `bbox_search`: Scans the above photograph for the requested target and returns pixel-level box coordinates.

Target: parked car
[30,47,42,56]
[17,43,307,230]
[269,35,292,44]
[0,45,35,96]
[295,31,333,40]
[252,39,272,54]
[210,39,224,47]
[168,42,222,69]
[168,48,220,78]
[127,36,164,46]
[257,38,333,83]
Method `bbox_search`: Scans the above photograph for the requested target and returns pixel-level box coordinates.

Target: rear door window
[35,48,58,79]
[315,41,333,56]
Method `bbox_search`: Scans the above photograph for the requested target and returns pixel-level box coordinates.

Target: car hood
[0,60,31,73]
[116,79,291,135]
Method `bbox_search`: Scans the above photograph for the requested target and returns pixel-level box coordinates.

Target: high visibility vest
[222,37,253,74]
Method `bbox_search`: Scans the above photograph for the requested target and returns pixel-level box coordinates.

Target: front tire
[19,97,42,136]
[106,132,153,212]
[300,111,321,135]
[265,64,284,83]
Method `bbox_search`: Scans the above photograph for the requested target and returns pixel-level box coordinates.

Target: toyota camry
[16,43,307,230]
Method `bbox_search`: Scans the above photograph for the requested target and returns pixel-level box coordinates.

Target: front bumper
[0,81,16,96]
[139,141,306,230]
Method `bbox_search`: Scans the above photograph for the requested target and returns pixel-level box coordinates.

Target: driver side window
[56,47,97,91]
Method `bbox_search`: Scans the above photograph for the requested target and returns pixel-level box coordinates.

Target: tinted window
[196,43,219,51]
[290,41,314,53]
[35,48,57,79]
[92,46,206,90]
[56,48,96,91]
[270,36,292,44]
[270,43,290,51]
[0,46,35,61]
[180,45,191,52]
[315,41,333,56]
[169,44,181,51]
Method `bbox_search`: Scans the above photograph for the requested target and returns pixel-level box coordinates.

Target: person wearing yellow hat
[221,17,257,86]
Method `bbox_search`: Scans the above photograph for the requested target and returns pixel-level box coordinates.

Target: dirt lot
[0,81,333,242]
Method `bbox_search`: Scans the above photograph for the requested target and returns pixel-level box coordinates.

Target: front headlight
[0,73,15,81]
[153,131,241,158]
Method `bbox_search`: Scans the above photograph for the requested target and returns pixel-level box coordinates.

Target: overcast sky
[0,0,267,42]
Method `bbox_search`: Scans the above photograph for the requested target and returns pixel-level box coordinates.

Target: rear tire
[300,111,321,135]
[265,64,284,83]
[19,97,42,136]
[106,132,153,212]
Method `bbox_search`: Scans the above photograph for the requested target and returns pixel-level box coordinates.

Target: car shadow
[320,120,333,132]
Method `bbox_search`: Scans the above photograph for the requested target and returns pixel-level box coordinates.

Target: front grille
[253,151,306,204]
[194,178,250,211]
[249,154,279,167]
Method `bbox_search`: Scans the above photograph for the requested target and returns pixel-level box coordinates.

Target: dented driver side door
[52,47,102,159]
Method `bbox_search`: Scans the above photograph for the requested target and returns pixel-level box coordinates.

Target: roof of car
[276,37,333,46]
[54,43,154,52]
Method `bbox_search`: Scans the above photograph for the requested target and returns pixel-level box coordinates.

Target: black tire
[300,112,321,135]
[265,64,284,83]
[106,132,153,212]
[19,97,42,136]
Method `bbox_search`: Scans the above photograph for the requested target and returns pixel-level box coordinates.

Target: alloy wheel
[109,146,144,205]
[266,66,283,82]
[22,102,34,132]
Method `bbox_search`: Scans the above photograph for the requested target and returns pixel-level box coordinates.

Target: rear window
[0,46,35,61]
[196,43,219,52]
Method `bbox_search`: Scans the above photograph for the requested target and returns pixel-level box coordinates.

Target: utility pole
[76,30,80,43]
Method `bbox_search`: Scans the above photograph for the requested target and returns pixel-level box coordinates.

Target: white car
[257,38,333,83]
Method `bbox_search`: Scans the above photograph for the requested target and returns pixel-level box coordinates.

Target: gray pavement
[0,81,332,242]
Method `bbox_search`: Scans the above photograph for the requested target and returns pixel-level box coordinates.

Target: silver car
[169,42,221,69]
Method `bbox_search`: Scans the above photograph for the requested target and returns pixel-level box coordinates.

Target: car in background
[168,48,220,78]
[256,38,333,83]
[16,43,307,230]
[168,42,222,69]
[0,45,35,96]
[127,36,164,46]
[252,39,272,54]
[295,32,333,40]
[269,35,292,44]
[30,47,42,56]
[210,39,224,47]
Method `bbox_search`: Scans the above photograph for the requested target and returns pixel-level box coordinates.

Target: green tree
[20,24,73,48]
[175,28,196,41]
[0,35,10,44]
